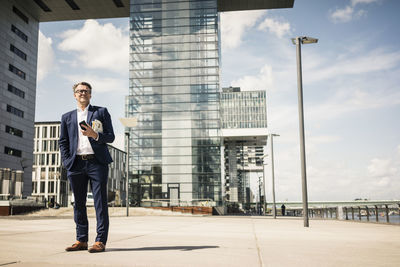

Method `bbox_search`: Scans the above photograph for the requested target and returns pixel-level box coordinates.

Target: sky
[36,0,400,202]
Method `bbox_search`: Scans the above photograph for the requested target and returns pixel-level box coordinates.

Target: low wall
[147,206,213,215]
[0,200,46,216]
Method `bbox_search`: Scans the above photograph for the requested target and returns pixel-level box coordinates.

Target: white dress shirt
[76,105,95,155]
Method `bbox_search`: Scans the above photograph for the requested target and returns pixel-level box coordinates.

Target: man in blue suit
[59,81,115,253]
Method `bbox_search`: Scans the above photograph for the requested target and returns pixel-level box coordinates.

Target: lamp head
[302,36,318,44]
[291,36,318,45]
[119,117,137,127]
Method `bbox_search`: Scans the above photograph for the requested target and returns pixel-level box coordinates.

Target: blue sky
[36,0,400,201]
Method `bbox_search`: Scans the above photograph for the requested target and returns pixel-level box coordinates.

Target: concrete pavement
[0,213,399,267]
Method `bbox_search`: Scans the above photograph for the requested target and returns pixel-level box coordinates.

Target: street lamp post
[291,36,318,227]
[261,154,268,216]
[269,133,279,219]
[119,117,137,217]
[258,176,262,215]
[124,132,130,216]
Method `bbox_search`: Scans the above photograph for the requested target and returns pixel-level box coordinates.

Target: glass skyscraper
[127,0,221,206]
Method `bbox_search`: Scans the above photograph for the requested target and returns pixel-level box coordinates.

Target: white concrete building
[33,121,127,207]
[32,121,67,206]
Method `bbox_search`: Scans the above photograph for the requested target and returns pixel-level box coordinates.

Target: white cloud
[258,18,291,38]
[307,49,400,83]
[37,30,55,81]
[58,19,128,73]
[329,0,380,23]
[367,158,397,178]
[304,88,400,128]
[308,135,341,145]
[363,153,400,198]
[220,10,266,49]
[229,47,400,128]
[330,6,355,23]
[230,64,274,91]
[64,73,127,94]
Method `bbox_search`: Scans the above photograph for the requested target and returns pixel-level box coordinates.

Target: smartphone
[79,120,89,130]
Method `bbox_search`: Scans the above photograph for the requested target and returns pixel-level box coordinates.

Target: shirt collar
[77,104,90,113]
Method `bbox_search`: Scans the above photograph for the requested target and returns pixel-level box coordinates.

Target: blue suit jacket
[59,105,115,171]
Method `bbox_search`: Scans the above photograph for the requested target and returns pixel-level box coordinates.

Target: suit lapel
[87,104,94,126]
[71,109,78,151]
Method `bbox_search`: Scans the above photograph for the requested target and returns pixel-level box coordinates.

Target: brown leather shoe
[65,241,88,251]
[88,241,105,253]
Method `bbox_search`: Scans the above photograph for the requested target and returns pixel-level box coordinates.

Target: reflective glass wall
[127,0,221,206]
[221,90,267,129]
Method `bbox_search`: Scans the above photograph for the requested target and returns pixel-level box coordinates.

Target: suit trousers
[67,157,109,244]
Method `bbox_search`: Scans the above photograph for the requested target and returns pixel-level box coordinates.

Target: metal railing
[343,204,400,224]
[280,207,339,219]
[268,204,400,224]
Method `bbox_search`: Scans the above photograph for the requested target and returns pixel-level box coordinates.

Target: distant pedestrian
[281,204,286,216]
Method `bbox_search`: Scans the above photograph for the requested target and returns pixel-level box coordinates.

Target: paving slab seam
[0,262,20,266]
[0,228,71,237]
[251,217,264,267]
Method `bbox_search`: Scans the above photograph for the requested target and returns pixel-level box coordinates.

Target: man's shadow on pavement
[106,246,219,252]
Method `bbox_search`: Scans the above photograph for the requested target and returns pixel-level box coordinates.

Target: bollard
[351,207,354,220]
[358,207,361,221]
[385,205,389,223]
[375,205,379,223]
[398,204,400,223]
[398,203,400,224]
[366,206,369,222]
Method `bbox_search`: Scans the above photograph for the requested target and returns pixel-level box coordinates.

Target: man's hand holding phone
[79,120,98,140]
[79,120,89,130]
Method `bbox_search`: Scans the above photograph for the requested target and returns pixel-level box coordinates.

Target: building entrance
[168,184,180,207]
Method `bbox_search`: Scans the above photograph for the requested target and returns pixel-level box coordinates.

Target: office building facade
[221,87,267,207]
[0,1,38,197]
[32,121,68,206]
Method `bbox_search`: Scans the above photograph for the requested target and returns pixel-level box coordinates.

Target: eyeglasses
[75,89,91,94]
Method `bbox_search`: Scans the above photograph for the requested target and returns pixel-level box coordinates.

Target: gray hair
[73,82,92,92]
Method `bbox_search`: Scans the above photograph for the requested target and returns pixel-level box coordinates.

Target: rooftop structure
[12,0,294,22]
